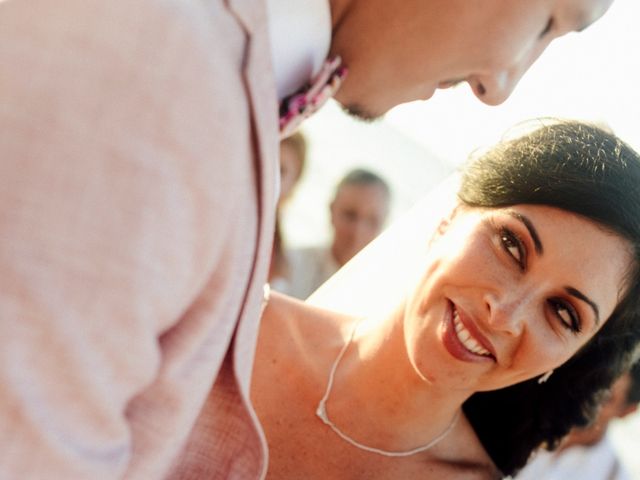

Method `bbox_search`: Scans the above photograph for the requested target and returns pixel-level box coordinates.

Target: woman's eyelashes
[494,220,585,336]
[548,297,582,334]
[499,227,527,271]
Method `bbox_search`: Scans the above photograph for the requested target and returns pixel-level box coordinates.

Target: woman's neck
[318,308,469,454]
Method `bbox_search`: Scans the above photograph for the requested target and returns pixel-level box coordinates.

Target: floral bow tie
[279,56,347,139]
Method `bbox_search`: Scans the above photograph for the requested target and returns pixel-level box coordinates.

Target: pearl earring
[538,370,554,384]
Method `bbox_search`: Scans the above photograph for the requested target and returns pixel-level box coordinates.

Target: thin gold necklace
[315,319,460,457]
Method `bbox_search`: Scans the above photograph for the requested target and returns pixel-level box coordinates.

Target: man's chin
[338,102,384,123]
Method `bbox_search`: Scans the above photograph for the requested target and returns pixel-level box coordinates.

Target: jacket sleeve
[0,0,255,477]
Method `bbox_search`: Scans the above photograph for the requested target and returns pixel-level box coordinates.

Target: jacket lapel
[226,0,279,394]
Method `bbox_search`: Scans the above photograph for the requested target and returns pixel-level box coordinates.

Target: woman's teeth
[453,309,491,356]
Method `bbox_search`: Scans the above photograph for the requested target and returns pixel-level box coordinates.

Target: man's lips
[423,79,463,100]
[442,301,496,362]
[438,79,465,89]
[422,86,437,100]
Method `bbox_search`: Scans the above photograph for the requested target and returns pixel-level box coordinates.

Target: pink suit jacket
[0,0,277,478]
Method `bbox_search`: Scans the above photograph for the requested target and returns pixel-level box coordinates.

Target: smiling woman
[459,121,640,474]
[251,120,640,479]
[405,204,630,390]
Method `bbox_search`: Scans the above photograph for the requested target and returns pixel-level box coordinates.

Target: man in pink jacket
[0,0,614,478]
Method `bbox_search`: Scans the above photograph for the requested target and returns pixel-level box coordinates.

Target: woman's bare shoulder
[429,460,502,480]
[429,413,503,480]
[263,291,354,343]
[258,291,353,368]
[265,290,353,320]
[253,291,356,421]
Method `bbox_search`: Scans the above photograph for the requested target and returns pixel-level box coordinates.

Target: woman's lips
[442,301,496,363]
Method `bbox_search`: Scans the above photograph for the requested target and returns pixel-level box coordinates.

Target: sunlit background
[281,0,640,476]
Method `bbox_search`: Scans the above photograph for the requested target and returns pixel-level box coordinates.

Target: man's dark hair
[336,168,390,198]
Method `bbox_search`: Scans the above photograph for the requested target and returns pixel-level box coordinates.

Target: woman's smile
[406,204,632,390]
[442,301,495,362]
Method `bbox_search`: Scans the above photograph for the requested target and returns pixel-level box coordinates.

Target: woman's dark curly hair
[458,120,640,477]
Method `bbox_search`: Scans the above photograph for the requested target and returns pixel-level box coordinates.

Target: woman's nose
[483,290,527,336]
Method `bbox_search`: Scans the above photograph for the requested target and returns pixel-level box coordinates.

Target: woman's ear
[435,204,464,238]
[436,217,450,237]
[428,204,464,249]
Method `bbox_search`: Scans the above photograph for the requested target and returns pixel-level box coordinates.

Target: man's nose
[352,221,374,247]
[469,70,518,106]
[470,44,548,106]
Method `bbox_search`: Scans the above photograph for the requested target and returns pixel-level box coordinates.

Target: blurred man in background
[284,168,390,299]
[270,133,308,293]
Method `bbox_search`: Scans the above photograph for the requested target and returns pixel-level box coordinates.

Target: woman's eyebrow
[506,211,543,254]
[565,286,600,326]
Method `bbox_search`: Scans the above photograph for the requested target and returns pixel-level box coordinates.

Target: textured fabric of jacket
[0,0,278,478]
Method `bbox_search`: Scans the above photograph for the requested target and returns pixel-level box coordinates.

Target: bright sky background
[284,1,640,475]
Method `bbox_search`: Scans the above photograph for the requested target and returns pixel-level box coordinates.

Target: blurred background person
[329,168,391,267]
[282,168,390,299]
[279,132,308,209]
[515,361,640,480]
[269,132,307,293]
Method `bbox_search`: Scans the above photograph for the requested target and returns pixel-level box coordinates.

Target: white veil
[307,174,460,317]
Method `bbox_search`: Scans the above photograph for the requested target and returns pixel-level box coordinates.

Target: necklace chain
[315,319,460,457]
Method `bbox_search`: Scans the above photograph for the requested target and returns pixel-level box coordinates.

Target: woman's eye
[539,17,554,38]
[500,228,525,270]
[549,298,581,333]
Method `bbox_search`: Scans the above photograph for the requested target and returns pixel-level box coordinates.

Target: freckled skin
[404,205,630,393]
[251,204,629,479]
